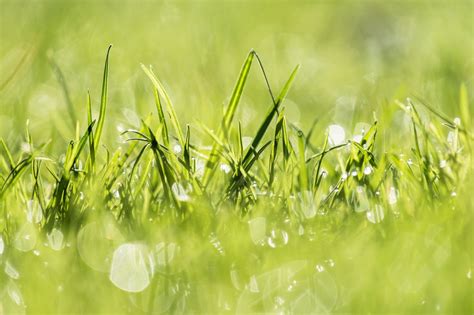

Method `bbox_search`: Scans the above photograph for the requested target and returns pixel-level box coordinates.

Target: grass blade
[202,51,255,186]
[141,65,184,146]
[93,45,112,152]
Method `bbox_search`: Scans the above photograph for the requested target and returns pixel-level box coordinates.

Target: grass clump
[0,44,473,313]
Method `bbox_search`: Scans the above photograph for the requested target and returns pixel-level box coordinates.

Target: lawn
[0,1,473,314]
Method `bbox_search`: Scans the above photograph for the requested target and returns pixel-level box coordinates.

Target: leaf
[202,51,255,186]
[93,45,112,152]
[141,65,184,146]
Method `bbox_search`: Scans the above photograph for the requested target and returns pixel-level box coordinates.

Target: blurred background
[1,0,472,152]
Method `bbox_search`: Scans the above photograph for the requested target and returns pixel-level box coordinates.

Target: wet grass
[0,1,473,314]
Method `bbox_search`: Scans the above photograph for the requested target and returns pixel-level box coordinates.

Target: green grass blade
[242,64,299,168]
[141,65,184,146]
[86,91,95,169]
[93,45,112,152]
[460,83,470,128]
[153,87,170,146]
[202,51,255,186]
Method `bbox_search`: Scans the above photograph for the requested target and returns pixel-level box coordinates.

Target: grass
[0,1,473,314]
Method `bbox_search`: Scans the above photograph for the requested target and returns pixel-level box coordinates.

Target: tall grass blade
[203,51,255,186]
[93,45,112,152]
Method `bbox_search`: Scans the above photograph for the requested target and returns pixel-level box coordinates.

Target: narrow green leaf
[141,65,184,146]
[153,87,170,146]
[242,64,299,168]
[93,45,112,152]
[202,51,255,186]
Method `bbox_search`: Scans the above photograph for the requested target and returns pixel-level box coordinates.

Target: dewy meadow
[0,1,473,314]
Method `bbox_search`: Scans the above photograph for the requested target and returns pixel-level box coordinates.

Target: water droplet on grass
[439,160,447,168]
[171,182,192,202]
[367,204,385,223]
[467,269,472,279]
[110,243,151,293]
[248,217,266,246]
[26,199,42,224]
[7,281,24,306]
[47,228,64,251]
[363,166,373,175]
[5,261,20,279]
[315,264,325,272]
[325,259,335,268]
[327,124,346,146]
[209,233,226,256]
[173,144,182,154]
[77,219,124,272]
[13,223,37,252]
[298,225,305,236]
[267,229,289,248]
[219,163,231,174]
[354,186,369,213]
[388,187,398,205]
[353,134,363,143]
[249,275,259,293]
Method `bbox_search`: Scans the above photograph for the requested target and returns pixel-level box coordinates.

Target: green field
[0,1,473,314]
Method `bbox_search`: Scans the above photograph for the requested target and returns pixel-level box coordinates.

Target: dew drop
[363,166,373,175]
[219,163,232,174]
[7,281,24,306]
[248,217,266,246]
[267,229,289,248]
[47,228,64,251]
[439,160,447,169]
[5,261,20,279]
[77,220,124,272]
[327,124,346,146]
[109,243,151,293]
[388,187,398,205]
[326,259,335,267]
[249,275,259,293]
[171,182,191,202]
[209,233,226,256]
[298,225,305,236]
[26,199,42,224]
[320,170,328,178]
[353,134,363,143]
[367,204,385,223]
[13,222,37,252]
[173,144,182,154]
[354,186,369,213]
